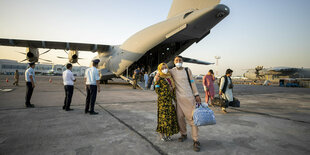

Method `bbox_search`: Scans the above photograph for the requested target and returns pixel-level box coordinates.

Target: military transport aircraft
[0,0,229,84]
[243,66,310,81]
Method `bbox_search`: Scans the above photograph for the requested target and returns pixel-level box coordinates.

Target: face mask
[175,63,183,68]
[162,69,168,74]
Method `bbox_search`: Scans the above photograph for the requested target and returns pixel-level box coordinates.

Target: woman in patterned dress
[155,63,179,141]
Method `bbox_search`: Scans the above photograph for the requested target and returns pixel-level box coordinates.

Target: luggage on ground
[193,103,216,126]
[232,97,240,107]
[211,96,228,108]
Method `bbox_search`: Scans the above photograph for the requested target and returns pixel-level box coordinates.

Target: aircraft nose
[215,4,230,18]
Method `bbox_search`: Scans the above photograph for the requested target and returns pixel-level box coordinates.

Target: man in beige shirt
[170,56,202,152]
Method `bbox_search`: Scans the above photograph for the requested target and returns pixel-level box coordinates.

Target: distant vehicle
[279,78,299,87]
[41,64,63,76]
[194,74,204,80]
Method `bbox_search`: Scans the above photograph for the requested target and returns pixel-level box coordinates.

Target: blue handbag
[193,103,216,126]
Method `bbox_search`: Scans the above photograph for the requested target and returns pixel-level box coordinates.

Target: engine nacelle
[68,50,79,63]
[26,47,39,62]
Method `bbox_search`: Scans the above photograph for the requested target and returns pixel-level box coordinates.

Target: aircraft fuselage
[96,4,229,81]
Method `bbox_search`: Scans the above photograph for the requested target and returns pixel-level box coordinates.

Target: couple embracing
[154,56,201,152]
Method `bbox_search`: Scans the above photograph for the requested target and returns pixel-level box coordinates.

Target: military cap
[28,62,35,66]
[92,59,100,64]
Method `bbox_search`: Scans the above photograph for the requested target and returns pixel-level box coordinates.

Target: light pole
[214,56,221,76]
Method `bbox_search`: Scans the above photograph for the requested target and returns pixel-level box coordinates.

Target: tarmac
[0,75,309,155]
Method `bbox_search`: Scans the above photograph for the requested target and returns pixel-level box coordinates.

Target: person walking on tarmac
[203,69,215,104]
[84,59,101,115]
[25,62,36,108]
[62,63,76,111]
[132,67,140,89]
[13,70,19,86]
[219,69,234,113]
[170,56,202,152]
[144,71,149,88]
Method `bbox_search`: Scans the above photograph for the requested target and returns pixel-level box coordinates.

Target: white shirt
[63,69,75,86]
[85,67,100,85]
[25,67,35,82]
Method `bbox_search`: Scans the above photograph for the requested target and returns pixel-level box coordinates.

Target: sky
[0,0,310,76]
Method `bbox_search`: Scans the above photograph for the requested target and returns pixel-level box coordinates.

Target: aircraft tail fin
[167,0,220,18]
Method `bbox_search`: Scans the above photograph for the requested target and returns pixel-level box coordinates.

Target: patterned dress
[155,77,179,136]
[203,74,215,103]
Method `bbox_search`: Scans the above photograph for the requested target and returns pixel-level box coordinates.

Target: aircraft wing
[0,38,110,52]
[182,56,214,65]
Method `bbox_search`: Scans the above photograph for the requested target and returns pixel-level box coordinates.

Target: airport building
[0,59,87,76]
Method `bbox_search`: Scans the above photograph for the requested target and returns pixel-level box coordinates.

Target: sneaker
[160,137,167,142]
[178,134,187,142]
[222,109,228,114]
[193,141,201,152]
[166,136,172,141]
[26,104,35,108]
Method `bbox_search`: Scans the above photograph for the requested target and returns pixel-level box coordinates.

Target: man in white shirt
[62,63,76,111]
[219,69,234,113]
[25,62,36,108]
[84,59,101,115]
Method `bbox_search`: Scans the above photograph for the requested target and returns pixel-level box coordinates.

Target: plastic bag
[193,103,216,126]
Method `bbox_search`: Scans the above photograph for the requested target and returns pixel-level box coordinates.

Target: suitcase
[232,97,240,107]
[211,96,228,108]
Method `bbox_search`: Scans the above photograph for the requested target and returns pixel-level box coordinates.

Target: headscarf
[157,63,175,89]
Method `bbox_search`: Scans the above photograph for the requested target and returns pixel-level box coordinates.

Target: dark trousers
[64,85,74,110]
[13,79,19,86]
[85,85,97,112]
[25,82,34,105]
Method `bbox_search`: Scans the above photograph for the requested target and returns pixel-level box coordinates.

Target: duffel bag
[193,103,216,126]
[212,96,228,108]
[232,97,240,107]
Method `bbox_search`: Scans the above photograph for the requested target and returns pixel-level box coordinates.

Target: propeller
[15,50,53,63]
[20,59,28,63]
[57,56,67,59]
[39,49,52,56]
[57,50,69,59]
[39,58,52,63]
[15,51,26,55]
